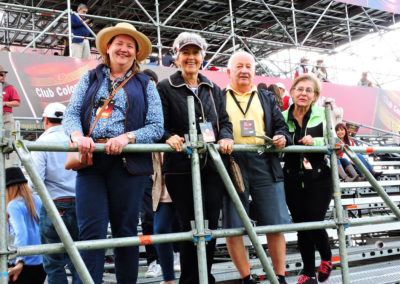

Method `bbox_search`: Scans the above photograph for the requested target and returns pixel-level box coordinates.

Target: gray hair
[172,32,208,58]
[77,3,88,11]
[227,51,255,72]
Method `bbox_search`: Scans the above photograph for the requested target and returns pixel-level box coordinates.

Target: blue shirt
[63,66,164,143]
[30,125,77,200]
[8,195,42,265]
[71,14,91,43]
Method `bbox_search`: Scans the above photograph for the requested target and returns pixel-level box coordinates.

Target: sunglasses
[0,73,6,77]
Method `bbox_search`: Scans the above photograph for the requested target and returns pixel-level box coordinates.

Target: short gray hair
[172,32,208,58]
[227,51,255,72]
[77,3,88,11]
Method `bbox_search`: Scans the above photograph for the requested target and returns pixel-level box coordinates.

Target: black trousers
[165,168,224,284]
[141,176,159,264]
[8,264,46,284]
[284,165,333,277]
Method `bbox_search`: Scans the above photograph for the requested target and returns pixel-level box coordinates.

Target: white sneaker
[145,260,162,278]
[173,252,181,272]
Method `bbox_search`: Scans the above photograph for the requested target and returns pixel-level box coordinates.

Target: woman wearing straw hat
[6,167,46,284]
[63,22,164,283]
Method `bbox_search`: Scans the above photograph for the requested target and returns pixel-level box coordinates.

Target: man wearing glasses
[0,65,20,137]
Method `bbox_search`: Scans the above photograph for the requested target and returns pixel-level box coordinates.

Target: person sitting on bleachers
[335,123,382,180]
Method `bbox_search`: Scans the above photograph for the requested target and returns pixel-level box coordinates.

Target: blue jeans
[338,154,373,177]
[75,153,147,284]
[154,202,176,281]
[39,201,79,284]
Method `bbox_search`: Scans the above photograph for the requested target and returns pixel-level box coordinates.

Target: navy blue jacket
[71,14,91,43]
[81,64,153,175]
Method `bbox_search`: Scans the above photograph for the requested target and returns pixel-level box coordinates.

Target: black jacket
[158,71,233,174]
[223,88,292,182]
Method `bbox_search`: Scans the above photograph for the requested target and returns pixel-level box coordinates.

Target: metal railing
[0,91,400,284]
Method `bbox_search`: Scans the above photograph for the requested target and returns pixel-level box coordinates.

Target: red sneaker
[297,275,317,284]
[317,260,333,282]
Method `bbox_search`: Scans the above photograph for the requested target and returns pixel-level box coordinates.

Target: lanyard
[229,90,255,117]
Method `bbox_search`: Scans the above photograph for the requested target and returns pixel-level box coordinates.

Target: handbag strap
[87,72,135,137]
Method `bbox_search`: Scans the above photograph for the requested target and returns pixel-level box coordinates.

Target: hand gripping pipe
[12,140,94,284]
[325,104,350,284]
[207,143,279,284]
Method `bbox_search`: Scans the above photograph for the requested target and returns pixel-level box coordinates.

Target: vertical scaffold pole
[13,141,94,284]
[228,0,236,51]
[325,104,350,284]
[207,144,279,284]
[187,96,208,283]
[155,0,162,65]
[0,83,8,284]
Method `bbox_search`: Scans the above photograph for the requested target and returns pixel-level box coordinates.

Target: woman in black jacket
[157,32,233,284]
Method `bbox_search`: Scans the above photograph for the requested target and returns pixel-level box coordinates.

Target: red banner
[1,52,398,134]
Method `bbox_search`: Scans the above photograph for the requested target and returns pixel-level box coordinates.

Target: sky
[264,22,400,91]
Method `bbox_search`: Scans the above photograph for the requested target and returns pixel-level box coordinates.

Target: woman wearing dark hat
[6,167,45,284]
[157,32,233,284]
[63,22,164,283]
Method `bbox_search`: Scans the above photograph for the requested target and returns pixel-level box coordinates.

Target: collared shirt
[225,84,265,145]
[30,125,76,200]
[63,66,164,143]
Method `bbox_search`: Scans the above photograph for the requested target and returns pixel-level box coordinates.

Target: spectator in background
[6,167,46,284]
[62,38,70,57]
[268,84,284,111]
[30,103,79,284]
[148,55,159,66]
[312,59,329,82]
[162,49,175,67]
[294,57,309,79]
[276,82,291,111]
[0,65,21,136]
[257,82,268,91]
[71,3,92,59]
[357,72,372,87]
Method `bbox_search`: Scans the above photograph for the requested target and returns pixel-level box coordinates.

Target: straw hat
[96,22,152,62]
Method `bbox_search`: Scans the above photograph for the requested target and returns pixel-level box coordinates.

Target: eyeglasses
[294,87,314,94]
[0,73,5,77]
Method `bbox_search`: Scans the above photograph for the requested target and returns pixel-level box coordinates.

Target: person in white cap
[294,57,309,79]
[0,65,20,136]
[29,102,79,284]
[275,82,291,111]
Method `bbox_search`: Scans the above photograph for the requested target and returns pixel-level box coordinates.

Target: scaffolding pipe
[155,0,162,66]
[71,12,97,38]
[21,10,68,53]
[301,1,334,45]
[342,120,400,137]
[0,83,7,284]
[291,0,298,46]
[228,0,236,51]
[162,0,188,25]
[208,144,278,284]
[0,27,95,39]
[325,104,350,284]
[186,96,209,283]
[9,215,399,257]
[261,0,296,45]
[345,4,352,43]
[203,34,232,70]
[13,140,94,284]
[344,147,400,219]
[134,0,157,26]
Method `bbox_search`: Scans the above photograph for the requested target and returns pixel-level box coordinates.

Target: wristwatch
[126,132,135,144]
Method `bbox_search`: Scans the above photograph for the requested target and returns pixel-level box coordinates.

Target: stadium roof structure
[0,0,399,76]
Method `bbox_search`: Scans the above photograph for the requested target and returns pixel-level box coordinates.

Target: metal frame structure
[0,0,399,82]
[0,88,400,283]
